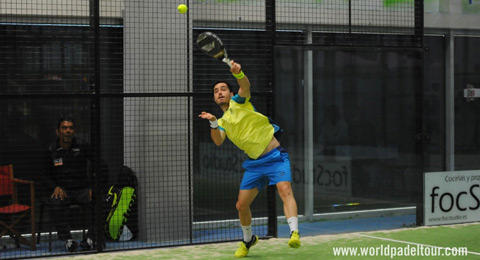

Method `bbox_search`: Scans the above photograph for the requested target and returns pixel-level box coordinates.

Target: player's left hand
[198,111,217,121]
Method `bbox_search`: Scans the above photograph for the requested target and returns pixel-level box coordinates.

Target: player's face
[56,121,75,145]
[213,83,233,106]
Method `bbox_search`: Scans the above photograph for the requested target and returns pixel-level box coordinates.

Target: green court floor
[50,222,480,260]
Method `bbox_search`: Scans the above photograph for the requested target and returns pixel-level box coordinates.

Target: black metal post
[348,0,352,34]
[90,0,103,252]
[186,0,194,244]
[415,0,425,226]
[265,0,277,238]
[414,0,424,47]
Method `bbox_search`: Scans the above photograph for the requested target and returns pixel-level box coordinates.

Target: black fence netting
[0,0,422,258]
[275,0,423,46]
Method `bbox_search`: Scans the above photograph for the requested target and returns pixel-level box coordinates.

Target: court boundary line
[193,206,415,230]
[359,234,480,256]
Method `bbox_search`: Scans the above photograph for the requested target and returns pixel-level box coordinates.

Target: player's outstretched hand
[199,111,217,121]
[230,60,242,74]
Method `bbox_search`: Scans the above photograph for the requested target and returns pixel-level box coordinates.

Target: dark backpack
[104,166,138,241]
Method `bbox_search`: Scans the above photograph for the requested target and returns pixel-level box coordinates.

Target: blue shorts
[240,147,292,190]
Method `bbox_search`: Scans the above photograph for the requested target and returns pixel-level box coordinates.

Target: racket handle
[222,58,232,68]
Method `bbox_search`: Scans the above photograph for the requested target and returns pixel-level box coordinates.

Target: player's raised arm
[230,60,250,98]
[198,111,226,146]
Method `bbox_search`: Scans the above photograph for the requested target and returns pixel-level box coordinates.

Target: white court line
[359,234,480,256]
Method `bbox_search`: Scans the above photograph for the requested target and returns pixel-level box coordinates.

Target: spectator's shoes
[65,239,78,252]
[234,235,258,258]
[288,230,301,248]
[80,237,94,251]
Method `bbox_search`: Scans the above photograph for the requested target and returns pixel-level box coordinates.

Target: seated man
[42,117,105,252]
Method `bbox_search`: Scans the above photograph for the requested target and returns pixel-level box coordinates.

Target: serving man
[199,61,301,258]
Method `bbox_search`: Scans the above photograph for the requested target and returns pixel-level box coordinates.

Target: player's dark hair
[212,81,233,94]
[57,116,75,129]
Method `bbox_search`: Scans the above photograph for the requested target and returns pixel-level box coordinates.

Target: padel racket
[196,32,232,68]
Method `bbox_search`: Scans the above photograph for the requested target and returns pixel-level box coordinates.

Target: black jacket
[43,138,93,192]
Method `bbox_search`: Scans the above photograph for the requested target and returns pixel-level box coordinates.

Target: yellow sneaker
[234,235,258,258]
[288,230,301,248]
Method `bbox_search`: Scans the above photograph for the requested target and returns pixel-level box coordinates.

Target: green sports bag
[104,185,137,241]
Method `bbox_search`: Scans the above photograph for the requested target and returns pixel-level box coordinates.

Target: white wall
[123,0,192,242]
[2,1,479,31]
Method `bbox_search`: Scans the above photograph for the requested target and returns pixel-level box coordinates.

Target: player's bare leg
[276,181,301,248]
[235,188,259,257]
[276,181,297,219]
[237,188,258,226]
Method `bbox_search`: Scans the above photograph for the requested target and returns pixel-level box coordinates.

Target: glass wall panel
[454,36,480,170]
[424,35,446,172]
[312,50,423,213]
[274,46,305,216]
[276,47,424,215]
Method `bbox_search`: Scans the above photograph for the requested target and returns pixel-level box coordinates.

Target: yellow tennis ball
[177,4,188,14]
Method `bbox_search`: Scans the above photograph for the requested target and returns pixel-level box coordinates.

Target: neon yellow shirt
[218,95,274,159]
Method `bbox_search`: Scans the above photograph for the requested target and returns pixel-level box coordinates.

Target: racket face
[196,32,227,60]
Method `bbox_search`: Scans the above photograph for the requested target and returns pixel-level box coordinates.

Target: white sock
[287,217,298,233]
[241,225,252,242]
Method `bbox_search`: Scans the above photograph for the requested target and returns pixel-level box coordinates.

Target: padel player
[199,61,301,258]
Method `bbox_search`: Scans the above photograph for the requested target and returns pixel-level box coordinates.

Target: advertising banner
[424,170,480,226]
